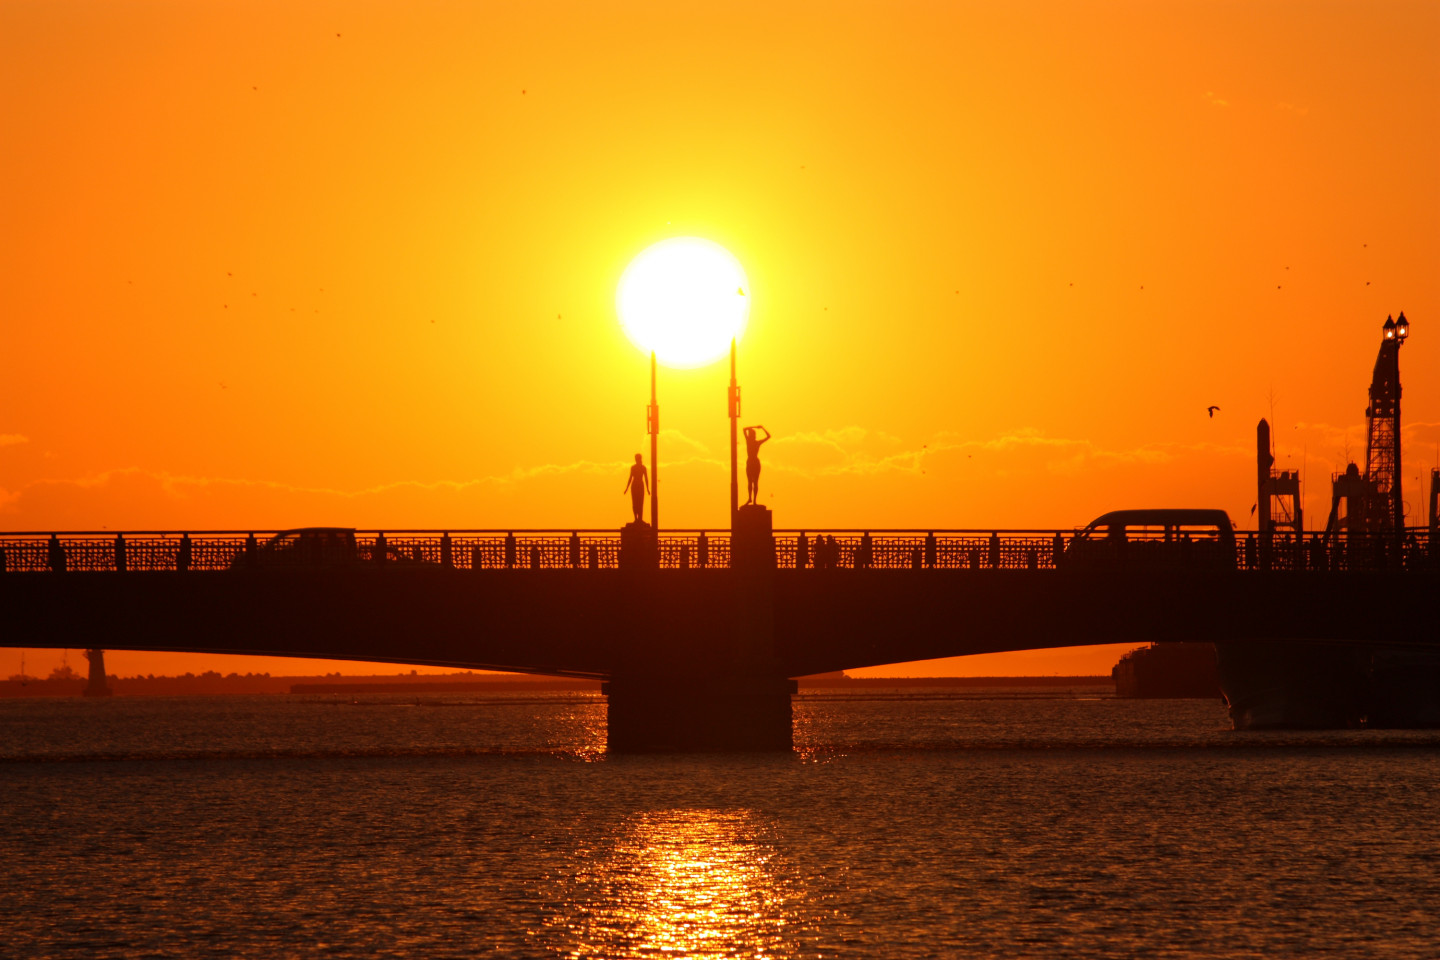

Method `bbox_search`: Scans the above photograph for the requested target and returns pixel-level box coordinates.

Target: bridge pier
[83,648,112,697]
[603,673,796,752]
[607,504,793,752]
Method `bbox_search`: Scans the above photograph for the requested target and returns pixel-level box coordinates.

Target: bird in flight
[1207,406,1220,418]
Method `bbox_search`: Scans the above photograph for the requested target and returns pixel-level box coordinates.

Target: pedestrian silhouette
[623,453,649,524]
[743,425,771,504]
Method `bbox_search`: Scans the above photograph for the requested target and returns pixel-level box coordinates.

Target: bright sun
[616,237,750,368]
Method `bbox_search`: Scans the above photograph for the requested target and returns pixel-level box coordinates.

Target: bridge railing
[775,532,1066,570]
[0,530,738,573]
[1232,530,1436,573]
[0,529,1433,573]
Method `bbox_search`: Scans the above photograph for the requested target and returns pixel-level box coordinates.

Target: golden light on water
[560,809,807,958]
[616,238,750,368]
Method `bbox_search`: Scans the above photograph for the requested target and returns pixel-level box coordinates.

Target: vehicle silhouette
[1061,509,1236,571]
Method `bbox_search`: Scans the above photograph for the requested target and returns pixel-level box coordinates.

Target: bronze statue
[623,453,649,524]
[743,426,770,504]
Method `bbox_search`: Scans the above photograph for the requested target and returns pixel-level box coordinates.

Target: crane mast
[1325,313,1410,539]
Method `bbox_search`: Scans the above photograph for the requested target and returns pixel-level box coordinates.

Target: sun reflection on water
[558,809,814,959]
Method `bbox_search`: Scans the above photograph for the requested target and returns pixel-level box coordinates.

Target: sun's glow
[617,238,750,367]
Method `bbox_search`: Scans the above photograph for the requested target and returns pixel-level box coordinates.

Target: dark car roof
[1084,510,1233,528]
[270,527,357,536]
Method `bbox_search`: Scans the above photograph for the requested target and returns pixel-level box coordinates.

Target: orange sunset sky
[3,1,1437,680]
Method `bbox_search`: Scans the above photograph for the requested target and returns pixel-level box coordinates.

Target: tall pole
[728,337,740,528]
[1394,341,1403,549]
[648,351,659,530]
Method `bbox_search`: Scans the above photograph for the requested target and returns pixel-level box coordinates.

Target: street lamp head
[1383,315,1396,340]
[1396,311,1409,341]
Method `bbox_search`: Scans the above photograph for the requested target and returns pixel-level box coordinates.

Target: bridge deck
[2,565,1435,678]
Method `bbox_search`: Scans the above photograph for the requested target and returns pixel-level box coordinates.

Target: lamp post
[729,337,741,528]
[646,351,659,530]
[648,340,740,533]
[1394,312,1409,545]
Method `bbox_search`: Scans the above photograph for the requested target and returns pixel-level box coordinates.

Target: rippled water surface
[3,692,1439,958]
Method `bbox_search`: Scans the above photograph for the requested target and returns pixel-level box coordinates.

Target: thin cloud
[767,426,1251,480]
[657,428,711,456]
[0,454,734,518]
[0,434,28,447]
[1204,91,1229,108]
[1280,420,1440,473]
[776,426,873,452]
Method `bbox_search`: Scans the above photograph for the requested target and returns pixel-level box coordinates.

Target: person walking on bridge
[744,425,771,505]
[623,454,650,524]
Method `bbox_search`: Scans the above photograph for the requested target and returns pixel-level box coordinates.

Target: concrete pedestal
[619,521,658,569]
[732,503,776,569]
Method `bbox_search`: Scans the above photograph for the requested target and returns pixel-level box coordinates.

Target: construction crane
[1325,313,1410,537]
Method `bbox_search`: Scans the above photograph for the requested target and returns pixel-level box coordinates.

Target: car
[1061,509,1236,570]
[229,528,359,568]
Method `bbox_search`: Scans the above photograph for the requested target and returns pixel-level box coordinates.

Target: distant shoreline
[0,672,1114,698]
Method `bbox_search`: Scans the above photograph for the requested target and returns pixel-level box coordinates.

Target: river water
[3,690,1438,958]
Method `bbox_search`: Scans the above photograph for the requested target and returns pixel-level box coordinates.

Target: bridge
[3,513,1436,750]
